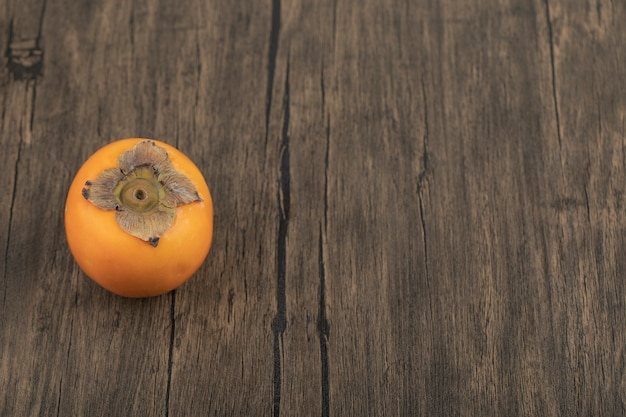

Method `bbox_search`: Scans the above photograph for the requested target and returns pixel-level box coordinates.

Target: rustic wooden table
[2,0,625,415]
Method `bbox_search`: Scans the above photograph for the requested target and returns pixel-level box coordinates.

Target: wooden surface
[1,0,626,415]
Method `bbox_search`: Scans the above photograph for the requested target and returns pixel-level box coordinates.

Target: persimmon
[65,138,213,297]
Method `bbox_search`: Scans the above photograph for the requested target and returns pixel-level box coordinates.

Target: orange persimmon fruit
[64,138,213,297]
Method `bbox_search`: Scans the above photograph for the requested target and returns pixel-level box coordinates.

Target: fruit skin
[65,138,213,297]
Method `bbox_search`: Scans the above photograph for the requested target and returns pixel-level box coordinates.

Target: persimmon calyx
[81,140,202,247]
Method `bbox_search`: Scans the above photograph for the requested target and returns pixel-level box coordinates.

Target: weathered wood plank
[163,0,277,415]
[543,1,626,415]
[1,0,626,415]
[320,0,626,415]
[321,0,430,414]
[412,2,564,414]
[3,0,170,415]
[0,1,70,416]
[264,1,338,416]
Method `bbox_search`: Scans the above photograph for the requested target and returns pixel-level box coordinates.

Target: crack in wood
[129,0,135,50]
[2,0,47,309]
[319,65,331,417]
[318,228,330,417]
[543,0,563,152]
[165,290,176,417]
[331,0,338,50]
[320,63,326,116]
[417,78,429,271]
[265,0,281,145]
[418,76,432,331]
[417,78,430,190]
[2,142,22,306]
[323,115,330,232]
[56,303,75,417]
[272,57,289,417]
[55,377,63,417]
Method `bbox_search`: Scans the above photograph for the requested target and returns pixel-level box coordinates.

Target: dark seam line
[265,0,281,145]
[318,228,330,417]
[543,0,563,150]
[272,57,289,417]
[2,141,21,306]
[165,290,176,417]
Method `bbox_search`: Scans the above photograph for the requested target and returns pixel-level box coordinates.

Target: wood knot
[8,39,43,81]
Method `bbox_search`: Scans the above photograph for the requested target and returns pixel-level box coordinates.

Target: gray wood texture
[2,0,626,415]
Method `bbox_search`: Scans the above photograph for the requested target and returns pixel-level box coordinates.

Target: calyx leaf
[82,140,202,246]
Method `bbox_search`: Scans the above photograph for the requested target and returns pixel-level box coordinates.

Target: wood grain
[1,0,626,415]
